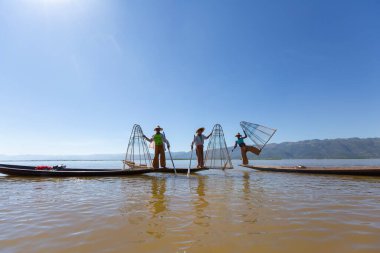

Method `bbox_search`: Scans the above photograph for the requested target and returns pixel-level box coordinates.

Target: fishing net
[240,121,276,151]
[123,124,152,169]
[204,124,233,169]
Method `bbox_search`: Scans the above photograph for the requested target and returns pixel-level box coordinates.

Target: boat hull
[240,164,380,176]
[0,164,207,177]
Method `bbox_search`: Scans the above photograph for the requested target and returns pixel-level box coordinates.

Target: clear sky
[0,0,379,155]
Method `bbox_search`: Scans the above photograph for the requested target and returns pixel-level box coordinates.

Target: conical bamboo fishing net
[123,124,152,169]
[204,124,233,169]
[240,121,276,151]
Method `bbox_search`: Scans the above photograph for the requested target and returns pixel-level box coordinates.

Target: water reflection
[193,176,210,227]
[243,172,250,195]
[147,177,167,238]
[2,162,380,253]
[241,172,257,224]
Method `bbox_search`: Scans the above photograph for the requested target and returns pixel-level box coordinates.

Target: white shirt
[192,134,208,146]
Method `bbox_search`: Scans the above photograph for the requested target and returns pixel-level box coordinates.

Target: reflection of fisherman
[191,127,212,168]
[151,177,167,215]
[143,126,170,169]
[147,177,167,238]
[194,176,209,227]
[232,131,261,165]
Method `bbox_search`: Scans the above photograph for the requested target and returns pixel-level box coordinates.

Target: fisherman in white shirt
[191,127,212,168]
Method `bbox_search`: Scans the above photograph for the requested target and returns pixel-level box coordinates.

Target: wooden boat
[0,164,153,177]
[151,168,209,174]
[240,164,380,176]
[0,164,208,177]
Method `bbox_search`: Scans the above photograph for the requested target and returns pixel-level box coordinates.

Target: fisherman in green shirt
[143,126,170,169]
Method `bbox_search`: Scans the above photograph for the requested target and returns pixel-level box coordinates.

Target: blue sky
[0,0,379,155]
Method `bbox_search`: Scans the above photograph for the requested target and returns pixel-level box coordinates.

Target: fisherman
[232,130,261,165]
[191,127,212,168]
[143,126,170,169]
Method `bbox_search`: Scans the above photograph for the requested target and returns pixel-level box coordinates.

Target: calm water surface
[1,160,380,253]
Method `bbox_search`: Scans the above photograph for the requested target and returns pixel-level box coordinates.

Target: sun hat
[196,127,205,133]
[154,125,163,131]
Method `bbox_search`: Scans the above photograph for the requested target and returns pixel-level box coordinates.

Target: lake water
[1,159,380,253]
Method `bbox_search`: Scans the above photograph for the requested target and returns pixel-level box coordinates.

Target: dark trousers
[153,145,166,169]
[196,145,204,168]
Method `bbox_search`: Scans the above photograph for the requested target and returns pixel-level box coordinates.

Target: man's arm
[232,141,238,151]
[143,135,153,142]
[205,133,212,139]
[243,130,248,139]
[163,135,170,148]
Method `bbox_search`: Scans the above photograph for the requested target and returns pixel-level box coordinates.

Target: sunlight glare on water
[1,160,380,252]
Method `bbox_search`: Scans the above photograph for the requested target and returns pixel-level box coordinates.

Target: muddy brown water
[1,160,380,253]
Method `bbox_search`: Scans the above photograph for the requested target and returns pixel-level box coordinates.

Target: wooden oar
[223,160,230,170]
[163,131,177,175]
[188,147,194,176]
[167,147,176,175]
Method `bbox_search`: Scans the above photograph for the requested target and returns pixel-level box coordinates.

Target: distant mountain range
[1,138,379,161]
[254,137,380,159]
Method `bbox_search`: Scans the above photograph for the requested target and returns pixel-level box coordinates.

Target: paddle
[223,160,230,170]
[188,146,194,177]
[163,131,177,175]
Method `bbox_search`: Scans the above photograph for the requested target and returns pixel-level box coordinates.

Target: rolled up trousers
[240,145,261,165]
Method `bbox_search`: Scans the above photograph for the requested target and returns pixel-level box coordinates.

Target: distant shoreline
[1,137,379,160]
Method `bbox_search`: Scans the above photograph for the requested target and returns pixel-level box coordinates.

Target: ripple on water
[1,161,380,252]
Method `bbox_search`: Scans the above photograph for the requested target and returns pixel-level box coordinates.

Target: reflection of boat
[241,164,380,176]
[0,164,152,177]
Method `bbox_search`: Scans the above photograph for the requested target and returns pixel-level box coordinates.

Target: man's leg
[196,145,202,167]
[241,146,249,165]
[246,146,261,156]
[159,145,166,168]
[153,146,160,169]
[199,145,204,167]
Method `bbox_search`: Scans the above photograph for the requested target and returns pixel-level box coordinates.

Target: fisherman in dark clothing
[232,131,261,165]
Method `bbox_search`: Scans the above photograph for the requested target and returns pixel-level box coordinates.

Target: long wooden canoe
[0,164,153,177]
[0,164,208,177]
[240,164,380,176]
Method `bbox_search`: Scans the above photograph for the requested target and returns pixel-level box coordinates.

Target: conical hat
[154,125,163,131]
[196,127,205,133]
